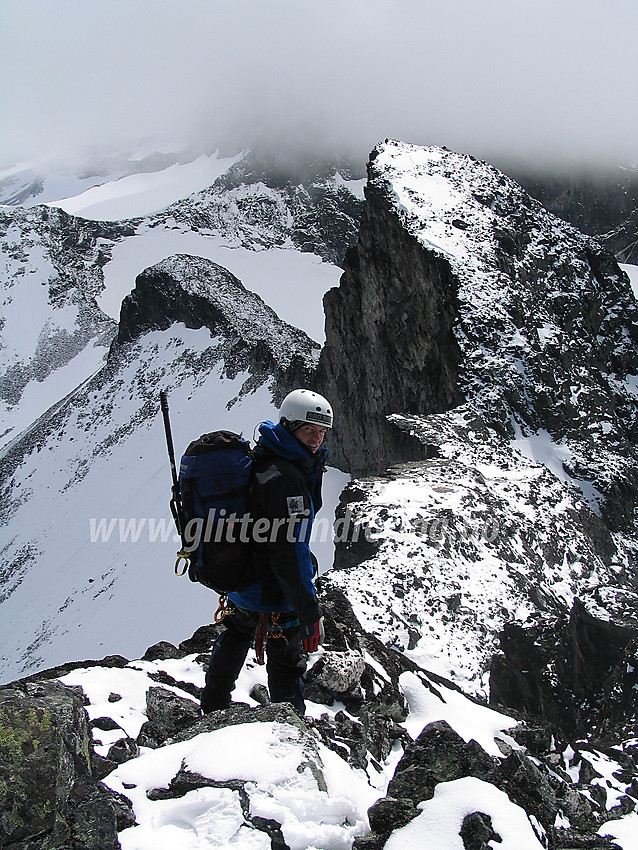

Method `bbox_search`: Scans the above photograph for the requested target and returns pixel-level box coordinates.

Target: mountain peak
[319,142,638,529]
[115,254,320,375]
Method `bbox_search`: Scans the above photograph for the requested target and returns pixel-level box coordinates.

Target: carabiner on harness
[214,594,235,623]
[174,550,191,576]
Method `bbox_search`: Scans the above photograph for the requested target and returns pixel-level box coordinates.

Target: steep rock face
[317,178,463,474]
[318,141,638,531]
[317,142,638,844]
[490,599,638,740]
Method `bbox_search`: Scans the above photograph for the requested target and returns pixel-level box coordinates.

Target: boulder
[136,686,202,748]
[0,679,134,849]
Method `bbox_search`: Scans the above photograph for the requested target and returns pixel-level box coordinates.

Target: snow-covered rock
[2,138,638,848]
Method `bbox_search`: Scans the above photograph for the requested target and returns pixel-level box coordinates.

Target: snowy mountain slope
[0,255,335,684]
[0,146,363,685]
[326,406,635,696]
[621,262,638,298]
[2,141,638,848]
[99,228,341,343]
[49,151,244,221]
[309,142,638,843]
[0,205,130,451]
[317,139,638,684]
[1,148,359,455]
[92,150,362,335]
[0,142,224,208]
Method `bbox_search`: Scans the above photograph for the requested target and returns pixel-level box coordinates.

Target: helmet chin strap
[281,417,305,434]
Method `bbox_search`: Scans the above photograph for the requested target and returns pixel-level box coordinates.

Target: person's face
[294,423,327,453]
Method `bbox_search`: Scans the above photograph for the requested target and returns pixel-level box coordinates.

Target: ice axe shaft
[160,390,190,574]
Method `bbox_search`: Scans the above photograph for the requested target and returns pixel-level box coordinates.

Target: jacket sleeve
[251,463,321,626]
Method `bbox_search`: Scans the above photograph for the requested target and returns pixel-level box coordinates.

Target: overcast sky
[1,0,637,173]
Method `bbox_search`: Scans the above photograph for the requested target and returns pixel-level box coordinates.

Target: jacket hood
[256,421,327,465]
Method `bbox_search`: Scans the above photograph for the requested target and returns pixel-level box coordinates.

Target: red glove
[301,617,324,652]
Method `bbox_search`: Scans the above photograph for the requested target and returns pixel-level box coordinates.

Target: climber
[200,389,332,715]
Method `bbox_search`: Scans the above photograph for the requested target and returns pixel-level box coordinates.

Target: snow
[0,231,116,450]
[99,226,341,342]
[334,172,366,200]
[620,263,638,299]
[0,323,346,682]
[384,777,544,849]
[0,338,109,452]
[0,330,260,678]
[48,152,242,221]
[55,637,635,850]
[62,664,185,743]
[314,465,351,574]
[101,720,376,850]
[3,141,638,848]
[511,424,604,510]
[598,813,638,850]
[399,671,518,757]
[0,244,59,360]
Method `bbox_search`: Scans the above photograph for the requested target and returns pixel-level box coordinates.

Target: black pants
[201,606,307,714]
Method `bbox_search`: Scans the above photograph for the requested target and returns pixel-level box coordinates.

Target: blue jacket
[228,421,325,626]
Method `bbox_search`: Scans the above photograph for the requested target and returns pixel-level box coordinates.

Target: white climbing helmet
[279,389,333,430]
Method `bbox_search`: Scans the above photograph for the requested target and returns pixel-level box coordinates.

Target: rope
[254,612,288,665]
[255,613,268,665]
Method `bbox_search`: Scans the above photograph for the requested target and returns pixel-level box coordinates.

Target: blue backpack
[178,431,255,593]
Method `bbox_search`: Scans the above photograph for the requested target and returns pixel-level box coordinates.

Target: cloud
[1,0,637,171]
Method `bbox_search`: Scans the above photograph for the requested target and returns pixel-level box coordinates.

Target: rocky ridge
[0,150,363,452]
[3,583,638,849]
[155,151,365,266]
[315,142,638,845]
[322,405,636,695]
[114,254,320,396]
[318,141,638,533]
[0,205,128,448]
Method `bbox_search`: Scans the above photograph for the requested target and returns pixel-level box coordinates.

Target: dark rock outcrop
[490,599,638,740]
[0,679,134,849]
[136,686,203,748]
[113,254,319,406]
